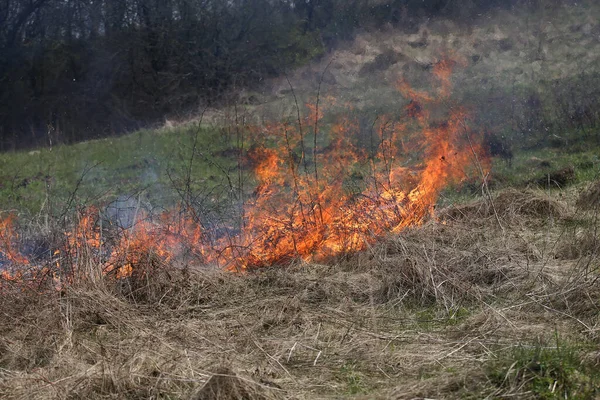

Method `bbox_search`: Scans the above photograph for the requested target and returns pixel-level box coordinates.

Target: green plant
[338,363,368,395]
[413,306,471,331]
[488,335,600,399]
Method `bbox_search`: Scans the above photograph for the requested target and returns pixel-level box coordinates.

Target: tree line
[0,0,520,150]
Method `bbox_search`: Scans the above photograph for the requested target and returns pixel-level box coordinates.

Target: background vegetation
[0,0,528,150]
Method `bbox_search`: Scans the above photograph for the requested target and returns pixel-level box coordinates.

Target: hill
[2,1,600,398]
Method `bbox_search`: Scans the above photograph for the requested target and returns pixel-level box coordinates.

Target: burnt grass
[2,188,600,399]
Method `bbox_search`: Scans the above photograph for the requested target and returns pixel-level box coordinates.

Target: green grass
[439,136,600,207]
[0,125,238,215]
[337,362,369,395]
[2,105,600,222]
[412,306,472,331]
[487,335,600,399]
[493,145,600,188]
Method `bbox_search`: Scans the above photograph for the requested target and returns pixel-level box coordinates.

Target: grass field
[3,2,600,398]
[0,125,239,215]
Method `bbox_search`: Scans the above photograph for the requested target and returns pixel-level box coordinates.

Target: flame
[217,58,486,268]
[0,214,29,265]
[1,58,489,289]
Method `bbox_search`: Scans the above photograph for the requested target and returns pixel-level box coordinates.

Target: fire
[0,214,29,265]
[1,58,489,289]
[221,58,485,268]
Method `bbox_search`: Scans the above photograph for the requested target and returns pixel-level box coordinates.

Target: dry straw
[2,187,599,399]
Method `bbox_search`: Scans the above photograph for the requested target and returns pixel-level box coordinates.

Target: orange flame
[0,214,29,265]
[1,58,489,288]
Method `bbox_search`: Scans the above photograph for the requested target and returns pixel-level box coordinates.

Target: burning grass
[0,57,489,284]
[2,188,600,399]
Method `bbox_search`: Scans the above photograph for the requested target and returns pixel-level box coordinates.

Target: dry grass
[440,188,568,224]
[1,188,600,399]
[578,179,600,210]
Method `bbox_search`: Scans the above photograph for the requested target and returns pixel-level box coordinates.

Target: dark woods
[0,0,521,150]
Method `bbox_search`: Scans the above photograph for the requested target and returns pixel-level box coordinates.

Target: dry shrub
[545,269,600,321]
[494,189,567,219]
[0,284,205,399]
[66,287,143,331]
[577,180,600,209]
[240,231,483,308]
[364,235,482,305]
[555,233,599,260]
[324,219,532,307]
[169,216,528,313]
[108,251,213,306]
[191,367,277,400]
[114,258,174,303]
[440,188,568,224]
[0,290,62,372]
[534,166,576,188]
[3,188,600,399]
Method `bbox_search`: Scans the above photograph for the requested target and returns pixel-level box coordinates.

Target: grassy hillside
[2,2,600,217]
[0,125,236,214]
[1,117,598,221]
[2,2,600,399]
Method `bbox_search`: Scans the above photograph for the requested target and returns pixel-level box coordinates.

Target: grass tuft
[488,336,600,399]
